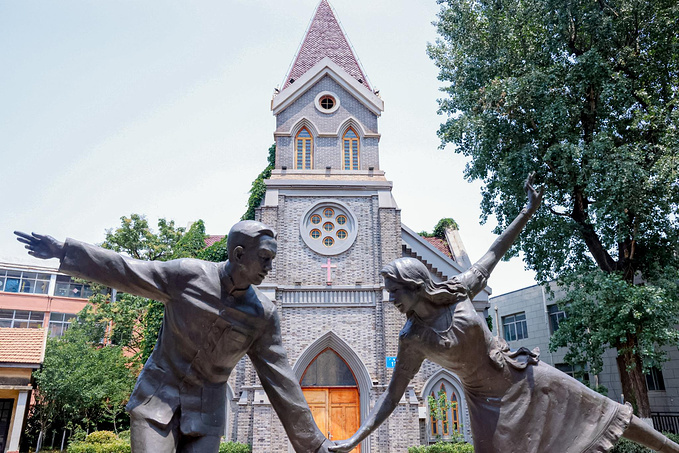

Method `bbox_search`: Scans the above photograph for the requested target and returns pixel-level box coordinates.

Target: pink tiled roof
[283,0,369,90]
[0,328,46,364]
[205,235,225,247]
[422,237,454,259]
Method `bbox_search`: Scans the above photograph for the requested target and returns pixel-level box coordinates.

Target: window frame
[295,127,313,170]
[342,128,360,170]
[502,312,528,342]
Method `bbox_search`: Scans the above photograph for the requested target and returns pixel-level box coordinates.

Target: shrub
[67,440,131,453]
[85,431,117,444]
[117,430,131,441]
[408,441,474,453]
[219,442,252,453]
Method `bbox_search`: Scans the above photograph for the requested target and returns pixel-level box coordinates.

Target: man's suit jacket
[60,239,326,452]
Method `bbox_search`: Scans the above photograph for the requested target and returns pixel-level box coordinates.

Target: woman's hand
[328,437,359,452]
[524,172,543,214]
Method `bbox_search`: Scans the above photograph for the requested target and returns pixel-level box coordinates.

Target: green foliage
[610,438,651,453]
[67,440,130,453]
[32,327,136,437]
[429,0,679,414]
[198,235,228,262]
[85,431,117,444]
[485,315,493,332]
[420,218,459,238]
[550,269,679,376]
[219,441,252,453]
[408,441,474,453]
[433,218,459,238]
[242,144,276,221]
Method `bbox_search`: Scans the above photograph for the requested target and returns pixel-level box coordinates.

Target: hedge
[408,442,475,453]
[219,442,251,453]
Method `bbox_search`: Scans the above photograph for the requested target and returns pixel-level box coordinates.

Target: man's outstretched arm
[15,231,173,303]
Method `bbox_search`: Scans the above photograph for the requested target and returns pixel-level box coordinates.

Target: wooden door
[303,388,360,453]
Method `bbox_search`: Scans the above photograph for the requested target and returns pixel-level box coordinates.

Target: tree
[31,326,136,445]
[242,144,276,221]
[428,0,679,416]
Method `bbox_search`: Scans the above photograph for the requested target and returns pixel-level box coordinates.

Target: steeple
[283,0,370,91]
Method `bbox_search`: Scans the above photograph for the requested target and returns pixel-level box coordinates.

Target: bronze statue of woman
[330,175,679,453]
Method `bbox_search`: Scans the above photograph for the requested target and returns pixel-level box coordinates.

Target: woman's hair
[380,257,467,305]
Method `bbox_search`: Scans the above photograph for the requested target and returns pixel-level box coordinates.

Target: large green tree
[428,0,679,416]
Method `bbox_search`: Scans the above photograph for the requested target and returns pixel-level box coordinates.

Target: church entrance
[301,349,360,452]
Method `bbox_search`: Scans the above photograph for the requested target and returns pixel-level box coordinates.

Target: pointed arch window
[428,379,461,442]
[343,128,359,170]
[296,127,313,169]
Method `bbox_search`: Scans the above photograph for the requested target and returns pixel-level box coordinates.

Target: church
[225,2,491,451]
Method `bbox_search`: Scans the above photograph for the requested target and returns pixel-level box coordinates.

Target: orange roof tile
[422,237,454,259]
[0,328,46,364]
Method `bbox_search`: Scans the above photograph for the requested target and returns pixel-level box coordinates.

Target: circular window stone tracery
[314,91,340,114]
[300,201,358,255]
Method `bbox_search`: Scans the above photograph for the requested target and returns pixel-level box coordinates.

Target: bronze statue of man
[15,221,332,453]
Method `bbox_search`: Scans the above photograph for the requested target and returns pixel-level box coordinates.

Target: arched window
[296,127,313,169]
[428,378,461,441]
[343,128,359,170]
[451,392,459,432]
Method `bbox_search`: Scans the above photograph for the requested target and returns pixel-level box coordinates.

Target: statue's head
[381,257,465,308]
[227,221,277,287]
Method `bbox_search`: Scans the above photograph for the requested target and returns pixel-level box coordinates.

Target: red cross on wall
[321,258,337,286]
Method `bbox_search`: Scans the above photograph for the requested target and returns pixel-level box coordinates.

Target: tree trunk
[615,337,651,418]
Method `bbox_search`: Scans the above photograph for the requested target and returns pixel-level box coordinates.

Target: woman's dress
[393,266,632,453]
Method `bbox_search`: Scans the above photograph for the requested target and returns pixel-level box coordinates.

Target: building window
[428,379,461,441]
[319,95,336,111]
[300,201,358,255]
[548,304,566,334]
[343,128,359,170]
[0,269,50,294]
[502,312,528,341]
[295,127,313,169]
[55,275,94,299]
[556,363,590,384]
[646,367,666,391]
[0,309,45,328]
[49,312,77,337]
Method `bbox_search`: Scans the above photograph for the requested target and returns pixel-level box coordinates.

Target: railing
[652,412,679,434]
[278,287,379,306]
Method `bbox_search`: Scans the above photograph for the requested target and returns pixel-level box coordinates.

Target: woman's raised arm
[474,173,542,277]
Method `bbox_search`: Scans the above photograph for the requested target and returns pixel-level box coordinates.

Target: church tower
[226,2,490,451]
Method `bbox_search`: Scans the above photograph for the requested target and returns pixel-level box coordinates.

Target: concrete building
[490,283,679,432]
[0,261,93,453]
[225,2,491,451]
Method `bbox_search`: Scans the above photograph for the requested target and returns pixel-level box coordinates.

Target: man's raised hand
[14,231,65,260]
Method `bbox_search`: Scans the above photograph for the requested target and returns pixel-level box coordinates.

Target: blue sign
[385,356,396,369]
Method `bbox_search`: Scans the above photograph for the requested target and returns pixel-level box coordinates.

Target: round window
[314,91,341,114]
[300,201,358,255]
[319,95,335,110]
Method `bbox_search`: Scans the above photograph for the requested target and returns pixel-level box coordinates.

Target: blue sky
[0,0,537,295]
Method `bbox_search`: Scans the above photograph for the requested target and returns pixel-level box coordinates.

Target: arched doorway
[301,348,360,452]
